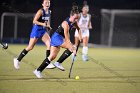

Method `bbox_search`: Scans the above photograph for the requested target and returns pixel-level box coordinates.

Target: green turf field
[0,44,140,93]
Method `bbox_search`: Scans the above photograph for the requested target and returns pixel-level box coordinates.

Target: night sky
[0,0,140,44]
[1,0,140,12]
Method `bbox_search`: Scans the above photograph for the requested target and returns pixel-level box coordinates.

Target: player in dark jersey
[13,0,51,70]
[33,6,82,78]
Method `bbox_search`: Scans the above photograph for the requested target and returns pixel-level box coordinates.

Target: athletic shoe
[33,69,43,78]
[46,63,55,69]
[82,55,88,61]
[53,62,65,71]
[13,58,20,69]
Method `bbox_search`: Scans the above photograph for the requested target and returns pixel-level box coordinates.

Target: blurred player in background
[33,5,82,78]
[13,0,52,69]
[74,4,92,61]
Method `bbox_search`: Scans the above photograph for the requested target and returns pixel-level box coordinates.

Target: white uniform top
[78,13,90,30]
[75,13,91,38]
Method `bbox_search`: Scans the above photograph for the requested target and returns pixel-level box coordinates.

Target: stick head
[3,43,8,49]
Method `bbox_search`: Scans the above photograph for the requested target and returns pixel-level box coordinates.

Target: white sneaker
[82,55,88,61]
[53,62,65,71]
[46,63,55,69]
[13,58,20,69]
[33,69,43,78]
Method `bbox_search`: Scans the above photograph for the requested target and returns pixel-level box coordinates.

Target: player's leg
[47,48,73,70]
[81,29,89,61]
[41,32,51,57]
[42,32,55,69]
[75,37,79,46]
[53,41,73,71]
[53,49,72,71]
[33,46,60,78]
[14,38,38,69]
[53,30,79,70]
[82,36,89,61]
[13,24,41,69]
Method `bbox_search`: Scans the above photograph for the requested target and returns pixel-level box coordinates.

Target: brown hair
[70,5,79,16]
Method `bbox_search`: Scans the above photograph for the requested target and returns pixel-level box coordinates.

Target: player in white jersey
[74,4,92,61]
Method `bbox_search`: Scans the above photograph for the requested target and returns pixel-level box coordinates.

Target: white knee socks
[82,46,88,55]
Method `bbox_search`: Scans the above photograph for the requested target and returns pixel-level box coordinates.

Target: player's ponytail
[70,5,79,16]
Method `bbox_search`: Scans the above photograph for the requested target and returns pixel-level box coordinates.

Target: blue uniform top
[37,8,51,23]
[56,17,75,37]
[50,17,76,46]
[30,9,51,38]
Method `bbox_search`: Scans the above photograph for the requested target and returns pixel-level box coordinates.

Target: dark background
[0,0,140,44]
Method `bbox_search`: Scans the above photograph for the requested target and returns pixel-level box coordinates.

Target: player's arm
[62,21,77,54]
[62,21,71,43]
[88,14,92,29]
[33,9,46,27]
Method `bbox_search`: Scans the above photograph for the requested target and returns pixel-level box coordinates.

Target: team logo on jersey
[42,17,49,21]
[82,20,88,24]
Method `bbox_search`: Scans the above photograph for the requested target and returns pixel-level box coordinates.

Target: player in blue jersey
[33,6,82,78]
[13,0,51,70]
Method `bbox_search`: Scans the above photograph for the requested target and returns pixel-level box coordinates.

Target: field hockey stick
[0,42,8,49]
[69,41,80,78]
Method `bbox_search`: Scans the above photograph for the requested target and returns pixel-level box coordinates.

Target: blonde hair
[83,5,89,9]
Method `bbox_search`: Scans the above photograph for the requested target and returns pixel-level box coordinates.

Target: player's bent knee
[49,54,57,61]
[44,41,50,47]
